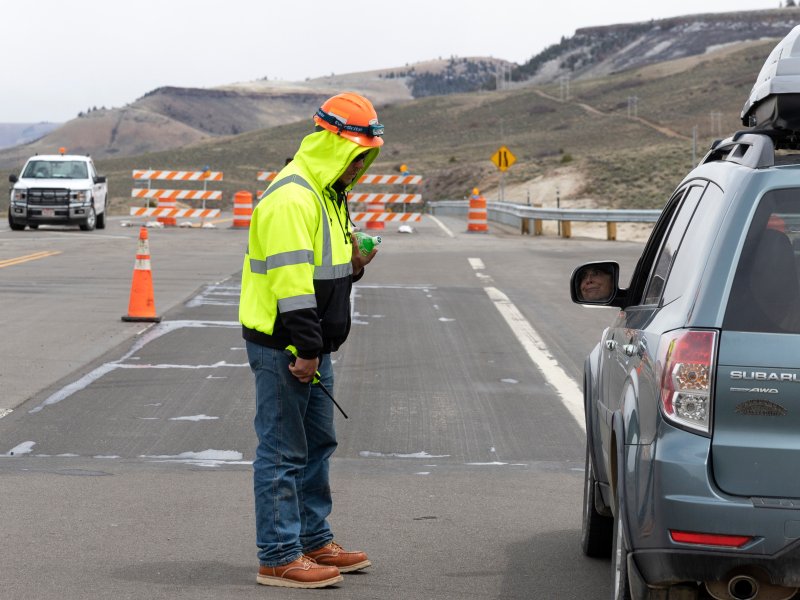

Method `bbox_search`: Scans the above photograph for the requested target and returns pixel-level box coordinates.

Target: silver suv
[572,26,800,600]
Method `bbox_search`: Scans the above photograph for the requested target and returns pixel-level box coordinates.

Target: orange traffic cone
[122,226,161,322]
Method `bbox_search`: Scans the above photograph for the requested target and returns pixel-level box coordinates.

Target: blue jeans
[246,342,337,566]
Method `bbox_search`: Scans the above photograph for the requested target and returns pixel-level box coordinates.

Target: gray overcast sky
[3,0,779,123]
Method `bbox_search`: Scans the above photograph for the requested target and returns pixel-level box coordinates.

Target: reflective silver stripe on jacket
[278,294,317,312]
[249,249,313,275]
[249,174,348,280]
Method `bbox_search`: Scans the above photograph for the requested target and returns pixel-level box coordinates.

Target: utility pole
[627,96,639,118]
[710,111,722,139]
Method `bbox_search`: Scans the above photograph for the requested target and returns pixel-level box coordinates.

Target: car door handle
[623,344,637,357]
[605,340,617,351]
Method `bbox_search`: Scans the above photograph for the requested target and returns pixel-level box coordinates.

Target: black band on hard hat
[315,108,384,138]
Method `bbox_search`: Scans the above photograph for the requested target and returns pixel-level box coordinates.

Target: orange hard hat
[313,92,384,147]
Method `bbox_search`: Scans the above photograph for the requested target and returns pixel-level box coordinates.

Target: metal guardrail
[427,200,661,240]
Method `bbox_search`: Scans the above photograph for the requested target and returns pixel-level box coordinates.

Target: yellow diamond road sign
[491,146,516,171]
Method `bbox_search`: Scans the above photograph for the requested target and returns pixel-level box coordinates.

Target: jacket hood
[293,130,379,193]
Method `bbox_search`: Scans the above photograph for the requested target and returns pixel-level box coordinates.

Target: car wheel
[96,200,106,229]
[80,206,96,231]
[8,208,25,231]
[581,441,613,557]
[612,494,632,600]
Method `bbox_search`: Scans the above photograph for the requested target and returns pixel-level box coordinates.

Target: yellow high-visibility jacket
[239,130,378,359]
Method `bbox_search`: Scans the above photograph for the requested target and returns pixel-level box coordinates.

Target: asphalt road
[0,215,645,600]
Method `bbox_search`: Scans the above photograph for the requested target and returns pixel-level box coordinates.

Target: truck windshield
[22,160,88,179]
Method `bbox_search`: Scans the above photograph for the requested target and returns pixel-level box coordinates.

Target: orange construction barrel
[467,188,489,233]
[233,191,253,229]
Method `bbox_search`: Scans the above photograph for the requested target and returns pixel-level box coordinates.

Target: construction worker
[239,92,382,589]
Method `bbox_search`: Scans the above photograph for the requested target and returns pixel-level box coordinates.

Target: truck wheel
[8,208,25,231]
[80,206,96,231]
[96,200,106,229]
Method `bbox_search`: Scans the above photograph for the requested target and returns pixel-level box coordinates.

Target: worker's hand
[288,356,319,383]
[351,233,377,275]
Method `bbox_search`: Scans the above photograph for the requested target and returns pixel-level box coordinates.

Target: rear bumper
[626,423,800,588]
[634,544,800,588]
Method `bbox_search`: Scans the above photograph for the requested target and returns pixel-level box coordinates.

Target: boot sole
[256,573,343,588]
[337,559,372,573]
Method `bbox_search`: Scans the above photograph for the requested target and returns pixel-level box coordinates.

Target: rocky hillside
[0,57,508,169]
[513,9,798,84]
[1,8,797,171]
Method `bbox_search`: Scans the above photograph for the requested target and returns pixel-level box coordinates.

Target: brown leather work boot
[305,541,372,573]
[257,555,342,588]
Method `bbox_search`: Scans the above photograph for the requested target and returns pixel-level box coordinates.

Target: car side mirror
[94,175,106,184]
[9,174,18,183]
[571,261,621,306]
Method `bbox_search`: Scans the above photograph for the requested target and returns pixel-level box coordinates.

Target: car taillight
[657,329,717,434]
[669,530,751,548]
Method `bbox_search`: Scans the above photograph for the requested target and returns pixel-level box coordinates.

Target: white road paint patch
[29,320,241,414]
[428,215,455,238]
[185,283,241,307]
[466,461,509,466]
[140,449,249,468]
[501,378,519,384]
[94,455,120,459]
[359,450,450,459]
[468,258,485,270]
[415,472,431,475]
[231,347,245,351]
[0,409,12,419]
[6,441,35,456]
[57,453,79,457]
[169,415,219,422]
[484,286,585,432]
[206,375,227,379]
[438,317,455,322]
[144,403,162,407]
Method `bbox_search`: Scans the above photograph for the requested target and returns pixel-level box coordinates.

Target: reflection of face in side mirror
[578,266,614,303]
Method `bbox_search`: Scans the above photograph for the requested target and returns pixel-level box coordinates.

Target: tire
[80,206,96,231]
[28,223,38,229]
[8,208,25,231]
[612,492,632,600]
[96,200,106,229]
[582,441,613,557]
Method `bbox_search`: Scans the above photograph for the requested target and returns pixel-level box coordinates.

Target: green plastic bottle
[353,231,382,256]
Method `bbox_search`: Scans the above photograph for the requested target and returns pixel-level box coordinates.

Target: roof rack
[703,132,775,169]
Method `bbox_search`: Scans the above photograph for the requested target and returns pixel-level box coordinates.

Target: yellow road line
[0,250,62,268]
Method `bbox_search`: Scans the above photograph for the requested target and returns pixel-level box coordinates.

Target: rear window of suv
[724,188,800,333]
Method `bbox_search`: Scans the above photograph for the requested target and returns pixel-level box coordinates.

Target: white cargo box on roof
[741,24,800,137]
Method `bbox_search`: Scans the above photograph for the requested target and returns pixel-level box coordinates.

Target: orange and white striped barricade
[467,188,489,233]
[351,212,421,224]
[131,169,223,227]
[349,174,423,230]
[257,171,424,230]
[232,191,253,229]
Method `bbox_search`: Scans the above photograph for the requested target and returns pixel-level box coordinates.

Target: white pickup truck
[7,152,108,231]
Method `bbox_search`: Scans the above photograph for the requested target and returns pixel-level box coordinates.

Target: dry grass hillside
[0,39,781,217]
